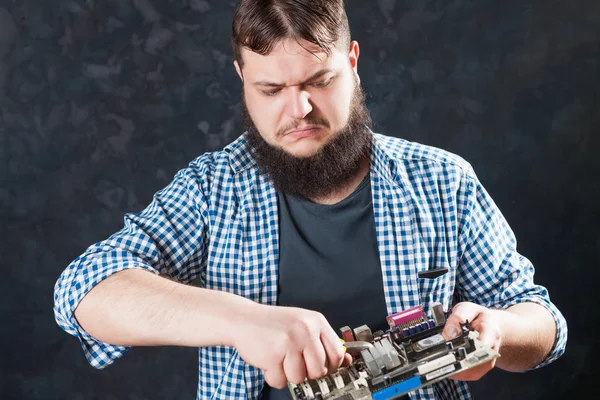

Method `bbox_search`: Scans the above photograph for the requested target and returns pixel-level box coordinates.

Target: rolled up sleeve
[455,170,568,370]
[53,164,210,368]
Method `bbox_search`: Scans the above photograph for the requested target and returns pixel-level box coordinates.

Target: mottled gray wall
[1,0,598,399]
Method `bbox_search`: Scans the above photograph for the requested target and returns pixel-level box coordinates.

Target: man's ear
[234,60,243,82]
[348,40,360,85]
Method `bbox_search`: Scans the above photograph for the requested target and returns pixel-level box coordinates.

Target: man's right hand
[232,304,351,389]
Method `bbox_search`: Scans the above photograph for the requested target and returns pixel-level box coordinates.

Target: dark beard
[243,83,373,200]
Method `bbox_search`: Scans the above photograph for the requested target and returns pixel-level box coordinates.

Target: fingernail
[444,325,461,339]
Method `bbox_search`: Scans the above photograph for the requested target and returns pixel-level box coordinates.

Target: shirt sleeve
[53,165,210,369]
[454,168,568,370]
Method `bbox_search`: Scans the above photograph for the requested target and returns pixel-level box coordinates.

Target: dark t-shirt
[262,174,389,399]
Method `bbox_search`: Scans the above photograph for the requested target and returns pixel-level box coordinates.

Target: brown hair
[232,0,351,68]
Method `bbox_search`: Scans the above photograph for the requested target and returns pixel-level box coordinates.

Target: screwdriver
[339,338,374,352]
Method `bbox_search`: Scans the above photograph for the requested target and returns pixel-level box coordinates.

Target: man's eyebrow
[252,69,334,87]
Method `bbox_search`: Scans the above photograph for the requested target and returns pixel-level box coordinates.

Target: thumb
[441,302,485,340]
[442,323,462,340]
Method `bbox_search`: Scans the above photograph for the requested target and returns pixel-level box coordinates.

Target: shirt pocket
[416,266,455,312]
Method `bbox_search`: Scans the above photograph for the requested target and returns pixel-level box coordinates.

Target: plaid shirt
[54,132,567,400]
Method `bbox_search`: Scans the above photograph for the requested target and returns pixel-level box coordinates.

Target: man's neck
[309,154,370,205]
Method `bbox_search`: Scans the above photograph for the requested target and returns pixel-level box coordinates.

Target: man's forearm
[492,302,557,372]
[74,269,255,348]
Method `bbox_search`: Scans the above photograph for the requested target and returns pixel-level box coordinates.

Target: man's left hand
[441,302,501,381]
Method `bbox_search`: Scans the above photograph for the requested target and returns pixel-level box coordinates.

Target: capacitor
[340,325,355,343]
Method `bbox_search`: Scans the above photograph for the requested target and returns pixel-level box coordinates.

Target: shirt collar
[368,131,398,185]
[224,132,257,174]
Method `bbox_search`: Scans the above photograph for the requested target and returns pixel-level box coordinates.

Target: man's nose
[285,87,313,120]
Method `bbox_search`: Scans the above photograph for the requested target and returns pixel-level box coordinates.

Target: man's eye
[262,89,281,96]
[310,78,333,88]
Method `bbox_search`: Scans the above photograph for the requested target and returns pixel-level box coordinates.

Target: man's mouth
[284,125,324,137]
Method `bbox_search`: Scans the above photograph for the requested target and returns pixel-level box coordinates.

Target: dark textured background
[1,0,598,399]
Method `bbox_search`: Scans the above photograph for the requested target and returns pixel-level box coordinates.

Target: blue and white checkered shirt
[54,132,567,400]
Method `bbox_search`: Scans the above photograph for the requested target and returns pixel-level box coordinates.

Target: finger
[341,353,353,367]
[303,337,328,379]
[443,302,484,339]
[283,350,307,385]
[470,320,498,348]
[320,331,345,375]
[441,323,462,340]
[264,364,288,389]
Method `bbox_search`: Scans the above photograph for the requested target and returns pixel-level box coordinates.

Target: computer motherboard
[287,302,500,400]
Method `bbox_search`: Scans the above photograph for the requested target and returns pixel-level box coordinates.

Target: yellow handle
[340,338,347,353]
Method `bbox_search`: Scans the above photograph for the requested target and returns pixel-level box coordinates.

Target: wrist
[220,294,264,348]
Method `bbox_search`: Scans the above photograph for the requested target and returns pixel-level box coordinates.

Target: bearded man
[54,1,567,399]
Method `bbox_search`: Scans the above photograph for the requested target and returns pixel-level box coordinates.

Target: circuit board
[287,302,500,400]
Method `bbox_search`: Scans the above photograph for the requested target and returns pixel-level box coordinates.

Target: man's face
[235,39,361,158]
